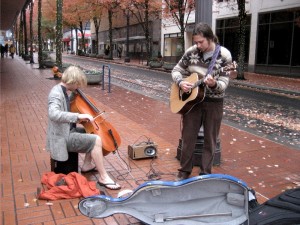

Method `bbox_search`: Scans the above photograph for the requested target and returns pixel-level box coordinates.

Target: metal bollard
[102,64,111,93]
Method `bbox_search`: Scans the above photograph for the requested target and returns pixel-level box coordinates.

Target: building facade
[90,9,161,60]
[212,0,300,77]
[160,5,196,63]
[162,0,299,77]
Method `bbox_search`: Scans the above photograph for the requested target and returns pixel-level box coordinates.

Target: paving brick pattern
[1,56,300,225]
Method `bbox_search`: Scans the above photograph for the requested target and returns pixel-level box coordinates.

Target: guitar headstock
[223,61,238,72]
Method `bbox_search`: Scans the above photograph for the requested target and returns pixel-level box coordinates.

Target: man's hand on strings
[180,81,193,93]
[204,74,217,88]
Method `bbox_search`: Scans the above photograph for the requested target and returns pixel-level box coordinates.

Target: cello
[70,89,121,156]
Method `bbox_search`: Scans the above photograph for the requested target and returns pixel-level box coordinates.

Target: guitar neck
[209,67,222,77]
[192,68,222,88]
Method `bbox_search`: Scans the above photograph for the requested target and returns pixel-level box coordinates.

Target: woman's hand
[78,114,94,123]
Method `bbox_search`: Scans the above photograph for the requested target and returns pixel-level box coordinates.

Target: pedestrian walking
[9,44,15,59]
[0,44,5,58]
[4,44,9,57]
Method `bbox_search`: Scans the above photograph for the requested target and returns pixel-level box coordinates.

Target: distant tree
[121,0,162,64]
[99,0,121,59]
[64,0,97,54]
[41,0,57,47]
[162,0,195,55]
[86,0,104,55]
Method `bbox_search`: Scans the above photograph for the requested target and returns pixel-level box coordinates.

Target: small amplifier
[128,142,158,160]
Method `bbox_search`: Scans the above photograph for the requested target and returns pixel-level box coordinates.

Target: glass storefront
[215,7,299,76]
[216,16,251,63]
[164,33,183,57]
[257,8,300,67]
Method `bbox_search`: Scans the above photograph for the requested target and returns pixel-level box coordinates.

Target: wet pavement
[1,54,299,225]
[63,55,300,150]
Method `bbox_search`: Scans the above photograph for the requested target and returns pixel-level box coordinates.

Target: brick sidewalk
[1,56,300,225]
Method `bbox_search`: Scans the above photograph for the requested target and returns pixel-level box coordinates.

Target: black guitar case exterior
[78,174,252,225]
[244,187,300,225]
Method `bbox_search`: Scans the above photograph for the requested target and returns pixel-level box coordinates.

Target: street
[63,55,300,150]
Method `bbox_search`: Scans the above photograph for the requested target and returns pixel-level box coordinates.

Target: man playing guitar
[171,22,232,180]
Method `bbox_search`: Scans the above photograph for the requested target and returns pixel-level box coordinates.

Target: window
[257,8,300,66]
[164,33,183,57]
[216,16,251,62]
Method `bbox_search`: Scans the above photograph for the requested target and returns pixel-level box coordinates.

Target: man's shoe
[176,171,190,181]
[199,172,209,176]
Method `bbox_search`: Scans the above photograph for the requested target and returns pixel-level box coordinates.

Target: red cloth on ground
[38,171,100,200]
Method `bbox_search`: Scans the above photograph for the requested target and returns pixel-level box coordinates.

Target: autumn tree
[121,0,162,64]
[97,0,121,59]
[86,0,104,55]
[63,0,96,54]
[162,0,195,56]
[39,0,57,50]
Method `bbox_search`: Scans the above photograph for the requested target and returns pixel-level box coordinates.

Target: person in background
[46,66,121,190]
[4,43,8,57]
[0,44,4,58]
[9,44,16,59]
[172,23,232,180]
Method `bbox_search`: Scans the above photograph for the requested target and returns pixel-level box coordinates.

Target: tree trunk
[23,8,28,56]
[14,22,18,55]
[29,1,34,64]
[75,28,78,55]
[179,0,185,56]
[38,0,43,68]
[108,9,113,60]
[56,0,63,70]
[19,12,24,56]
[93,17,100,55]
[236,0,246,80]
[144,0,151,65]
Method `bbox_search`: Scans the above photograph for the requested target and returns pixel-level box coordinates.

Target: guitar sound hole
[181,92,191,101]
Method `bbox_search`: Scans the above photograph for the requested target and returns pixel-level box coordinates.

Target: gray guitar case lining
[79,174,250,225]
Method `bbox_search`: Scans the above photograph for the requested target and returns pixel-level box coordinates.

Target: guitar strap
[206,44,221,77]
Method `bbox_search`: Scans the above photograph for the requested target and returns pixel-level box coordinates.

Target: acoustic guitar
[169,62,237,115]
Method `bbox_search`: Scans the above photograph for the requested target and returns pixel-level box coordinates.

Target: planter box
[149,61,163,68]
[43,60,55,68]
[23,54,31,61]
[163,63,176,71]
[85,72,102,85]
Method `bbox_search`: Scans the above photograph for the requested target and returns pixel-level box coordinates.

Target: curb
[230,80,300,97]
[66,54,300,97]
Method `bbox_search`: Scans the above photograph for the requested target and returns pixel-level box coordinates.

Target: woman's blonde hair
[61,66,87,86]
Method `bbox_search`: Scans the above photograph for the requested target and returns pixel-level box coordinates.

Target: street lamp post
[124,10,130,63]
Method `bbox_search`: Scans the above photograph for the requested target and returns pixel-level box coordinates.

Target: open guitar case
[78,174,255,225]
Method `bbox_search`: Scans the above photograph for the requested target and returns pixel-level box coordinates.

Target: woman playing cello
[46,66,121,190]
